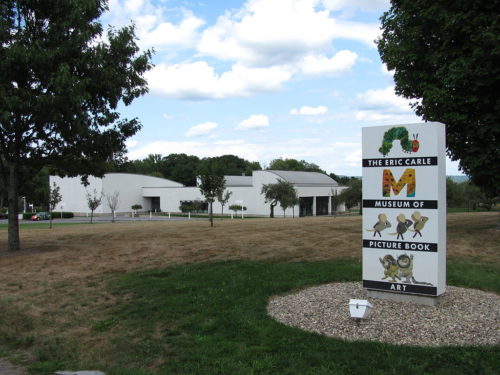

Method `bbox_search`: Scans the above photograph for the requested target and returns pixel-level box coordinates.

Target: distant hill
[448,175,469,183]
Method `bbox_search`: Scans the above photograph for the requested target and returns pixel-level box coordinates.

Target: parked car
[0,212,7,219]
[31,212,51,221]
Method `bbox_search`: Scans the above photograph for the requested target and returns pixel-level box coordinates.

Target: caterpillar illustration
[379,126,419,156]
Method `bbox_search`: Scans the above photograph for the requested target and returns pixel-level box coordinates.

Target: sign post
[362,123,446,305]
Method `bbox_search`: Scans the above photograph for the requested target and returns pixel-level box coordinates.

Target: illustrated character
[396,254,433,285]
[379,254,399,282]
[379,126,420,156]
[390,214,413,240]
[411,134,420,153]
[410,211,429,238]
[365,213,391,237]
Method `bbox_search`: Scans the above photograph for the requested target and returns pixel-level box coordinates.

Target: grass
[20,260,500,375]
[447,206,500,213]
[0,222,91,230]
[0,212,498,374]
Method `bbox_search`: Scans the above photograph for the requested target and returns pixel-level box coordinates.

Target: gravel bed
[267,282,500,347]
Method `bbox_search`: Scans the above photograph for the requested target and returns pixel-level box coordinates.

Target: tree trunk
[209,201,213,227]
[270,201,277,218]
[7,161,20,251]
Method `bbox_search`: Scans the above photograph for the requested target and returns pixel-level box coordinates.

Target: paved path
[0,358,29,375]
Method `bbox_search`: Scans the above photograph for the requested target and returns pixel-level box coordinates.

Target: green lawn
[27,260,499,375]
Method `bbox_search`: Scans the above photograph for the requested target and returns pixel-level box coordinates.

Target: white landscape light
[349,299,373,320]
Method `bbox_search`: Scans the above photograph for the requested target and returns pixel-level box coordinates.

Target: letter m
[382,168,416,197]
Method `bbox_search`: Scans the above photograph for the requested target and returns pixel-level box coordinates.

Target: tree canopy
[261,179,298,218]
[377,0,500,197]
[112,153,261,186]
[267,158,325,174]
[197,159,226,227]
[336,178,362,213]
[0,0,153,250]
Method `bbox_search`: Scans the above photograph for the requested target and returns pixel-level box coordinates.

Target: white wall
[51,173,182,215]
[50,175,103,214]
[52,172,347,217]
[103,173,181,214]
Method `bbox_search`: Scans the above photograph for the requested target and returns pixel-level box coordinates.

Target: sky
[101,0,463,176]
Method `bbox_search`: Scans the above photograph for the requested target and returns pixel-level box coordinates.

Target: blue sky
[102,0,463,176]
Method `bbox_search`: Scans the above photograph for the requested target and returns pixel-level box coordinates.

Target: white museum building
[50,170,346,217]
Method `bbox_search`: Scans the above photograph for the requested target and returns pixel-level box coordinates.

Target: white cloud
[354,111,395,122]
[344,148,362,167]
[322,0,390,13]
[357,86,413,113]
[381,63,394,77]
[185,122,218,137]
[290,105,328,116]
[197,0,380,68]
[125,139,138,148]
[137,13,205,49]
[236,114,269,130]
[105,1,204,50]
[215,140,245,145]
[146,62,292,99]
[301,50,358,75]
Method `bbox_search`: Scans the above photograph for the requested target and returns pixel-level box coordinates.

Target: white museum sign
[362,123,446,296]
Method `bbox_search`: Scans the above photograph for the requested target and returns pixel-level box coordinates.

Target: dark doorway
[316,196,329,216]
[299,197,313,217]
[151,197,161,212]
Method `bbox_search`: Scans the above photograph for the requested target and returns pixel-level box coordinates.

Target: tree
[329,173,359,186]
[0,1,152,251]
[217,190,232,219]
[267,158,325,174]
[106,191,120,223]
[331,189,343,214]
[261,179,297,218]
[337,178,362,214]
[87,189,102,224]
[48,182,61,229]
[162,154,201,186]
[210,155,261,176]
[280,189,299,218]
[229,204,247,217]
[131,204,142,216]
[197,160,226,227]
[377,0,500,198]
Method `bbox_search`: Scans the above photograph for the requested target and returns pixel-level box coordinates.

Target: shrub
[179,200,207,213]
[229,204,247,213]
[52,212,74,219]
